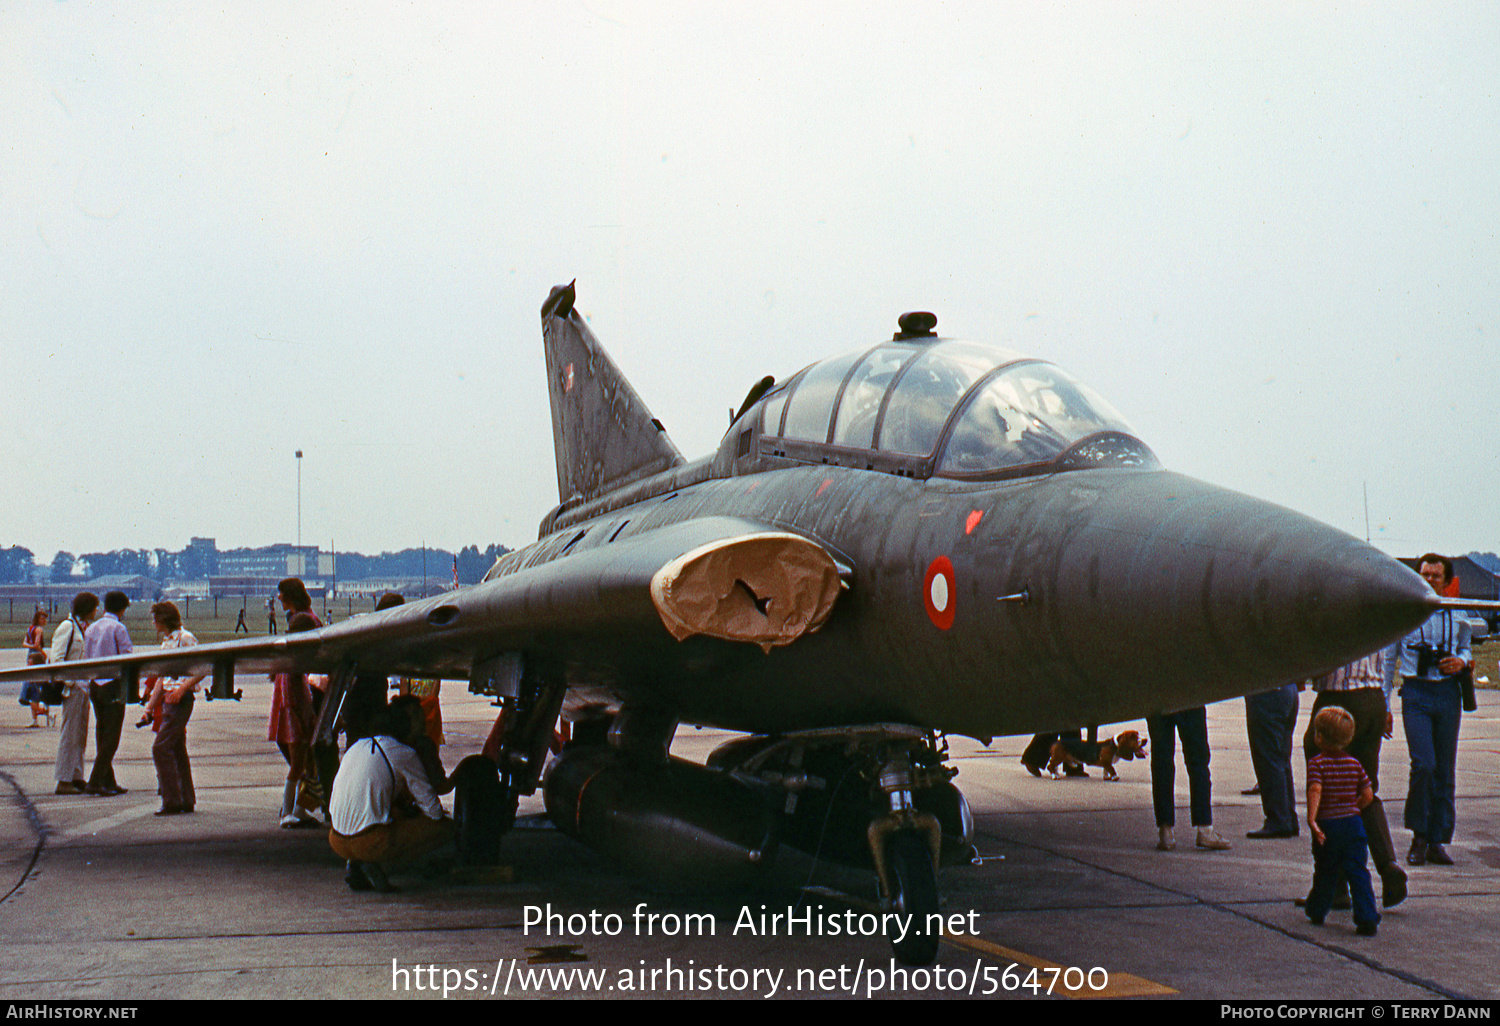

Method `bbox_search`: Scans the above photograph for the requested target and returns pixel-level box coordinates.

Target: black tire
[452,755,514,866]
[887,830,941,966]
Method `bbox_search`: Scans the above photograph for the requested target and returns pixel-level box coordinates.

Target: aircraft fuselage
[498,448,1429,740]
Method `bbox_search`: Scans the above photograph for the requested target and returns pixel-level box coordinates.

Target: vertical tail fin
[541,282,685,505]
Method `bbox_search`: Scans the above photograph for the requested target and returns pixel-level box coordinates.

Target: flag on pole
[452,553,459,589]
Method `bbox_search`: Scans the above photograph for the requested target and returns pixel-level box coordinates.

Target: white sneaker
[1196,826,1232,850]
[1157,827,1176,851]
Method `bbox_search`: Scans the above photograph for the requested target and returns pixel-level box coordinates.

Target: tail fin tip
[541,280,576,319]
[540,281,685,506]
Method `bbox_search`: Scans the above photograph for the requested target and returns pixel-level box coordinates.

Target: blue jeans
[1246,684,1298,833]
[1308,814,1379,928]
[1402,679,1461,843]
[1147,707,1212,828]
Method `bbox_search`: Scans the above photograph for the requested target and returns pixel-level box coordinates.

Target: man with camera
[1383,553,1471,867]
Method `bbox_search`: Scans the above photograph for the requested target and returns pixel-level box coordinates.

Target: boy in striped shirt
[1306,706,1379,936]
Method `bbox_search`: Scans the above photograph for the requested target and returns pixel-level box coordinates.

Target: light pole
[295,450,303,553]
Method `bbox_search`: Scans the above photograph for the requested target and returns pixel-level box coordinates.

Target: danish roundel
[923,556,956,630]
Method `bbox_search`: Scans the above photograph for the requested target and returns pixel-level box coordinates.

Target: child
[1305,706,1379,935]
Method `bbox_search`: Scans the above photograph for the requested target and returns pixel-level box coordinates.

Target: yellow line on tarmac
[941,931,1177,999]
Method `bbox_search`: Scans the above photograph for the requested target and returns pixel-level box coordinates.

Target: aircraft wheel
[453,755,514,866]
[886,829,941,966]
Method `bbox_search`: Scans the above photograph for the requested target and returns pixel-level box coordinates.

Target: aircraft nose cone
[1031,471,1434,717]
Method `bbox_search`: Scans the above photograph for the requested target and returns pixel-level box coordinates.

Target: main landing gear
[454,655,564,866]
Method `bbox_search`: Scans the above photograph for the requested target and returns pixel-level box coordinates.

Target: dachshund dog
[1046,730,1147,781]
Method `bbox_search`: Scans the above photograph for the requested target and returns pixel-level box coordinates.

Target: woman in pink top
[20,610,49,726]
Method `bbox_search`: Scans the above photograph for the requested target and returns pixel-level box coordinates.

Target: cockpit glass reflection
[782,352,860,442]
[760,386,789,436]
[939,362,1135,475]
[833,346,918,449]
[878,341,1020,456]
[758,336,1153,480]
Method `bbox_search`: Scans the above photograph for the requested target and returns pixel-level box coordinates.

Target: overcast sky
[5,2,1496,564]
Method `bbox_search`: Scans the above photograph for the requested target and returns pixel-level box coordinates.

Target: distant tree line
[0,546,35,584]
[51,548,205,582]
[15,542,511,585]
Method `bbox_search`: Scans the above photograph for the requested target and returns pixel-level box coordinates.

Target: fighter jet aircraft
[4,282,1447,965]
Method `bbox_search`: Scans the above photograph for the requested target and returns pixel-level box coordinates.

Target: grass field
[1471,638,1499,689]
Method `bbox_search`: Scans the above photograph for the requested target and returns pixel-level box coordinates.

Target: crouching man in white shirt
[328,703,455,892]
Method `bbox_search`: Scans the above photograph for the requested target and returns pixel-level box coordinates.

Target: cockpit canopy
[758,337,1157,481]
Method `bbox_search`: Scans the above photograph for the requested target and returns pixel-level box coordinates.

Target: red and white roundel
[923,556,956,630]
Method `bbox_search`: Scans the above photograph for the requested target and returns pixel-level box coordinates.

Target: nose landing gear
[883,830,942,965]
[869,752,943,966]
[711,724,966,966]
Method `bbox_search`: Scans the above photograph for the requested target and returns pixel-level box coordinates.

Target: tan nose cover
[650,533,843,652]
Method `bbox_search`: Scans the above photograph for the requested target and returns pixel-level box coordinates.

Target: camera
[1406,641,1452,678]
